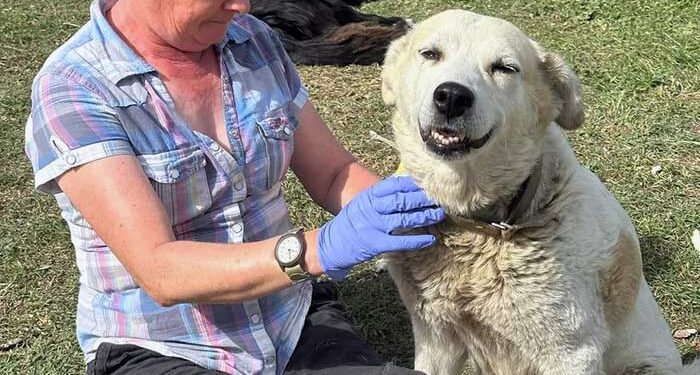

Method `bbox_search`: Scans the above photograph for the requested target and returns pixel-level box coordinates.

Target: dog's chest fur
[387,226,564,372]
[398,225,560,312]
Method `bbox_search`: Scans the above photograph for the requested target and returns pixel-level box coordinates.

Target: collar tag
[490,222,516,239]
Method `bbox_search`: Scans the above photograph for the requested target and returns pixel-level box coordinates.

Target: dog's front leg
[524,322,607,375]
[387,262,469,374]
[411,313,469,375]
[537,345,605,375]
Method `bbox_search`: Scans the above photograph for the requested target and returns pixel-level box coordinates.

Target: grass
[1,0,698,373]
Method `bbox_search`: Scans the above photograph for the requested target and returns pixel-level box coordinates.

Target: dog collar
[442,158,544,240]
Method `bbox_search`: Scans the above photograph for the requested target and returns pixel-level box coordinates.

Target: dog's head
[382,10,583,163]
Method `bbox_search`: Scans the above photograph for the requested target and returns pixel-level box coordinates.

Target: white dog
[381,9,699,375]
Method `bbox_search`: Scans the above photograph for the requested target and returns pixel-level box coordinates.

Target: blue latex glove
[317,176,445,279]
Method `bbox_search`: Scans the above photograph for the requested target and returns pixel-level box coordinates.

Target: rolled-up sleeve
[25,72,134,194]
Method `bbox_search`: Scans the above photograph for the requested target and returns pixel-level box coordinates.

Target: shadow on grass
[683,351,700,366]
[336,268,415,368]
[640,234,700,360]
[639,234,676,283]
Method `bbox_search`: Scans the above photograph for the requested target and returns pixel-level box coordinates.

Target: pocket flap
[257,111,296,140]
[138,145,207,183]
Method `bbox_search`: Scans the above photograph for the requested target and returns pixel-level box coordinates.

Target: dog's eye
[420,48,441,61]
[491,61,520,74]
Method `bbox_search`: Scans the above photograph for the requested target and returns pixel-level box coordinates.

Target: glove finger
[392,234,437,252]
[370,176,422,197]
[384,207,445,231]
[373,190,439,214]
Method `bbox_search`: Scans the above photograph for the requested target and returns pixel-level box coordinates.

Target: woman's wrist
[302,229,324,276]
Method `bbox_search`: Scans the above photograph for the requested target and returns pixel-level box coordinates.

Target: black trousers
[87,282,423,375]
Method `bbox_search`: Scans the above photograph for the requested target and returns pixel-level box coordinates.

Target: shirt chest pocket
[138,145,213,226]
[255,110,297,190]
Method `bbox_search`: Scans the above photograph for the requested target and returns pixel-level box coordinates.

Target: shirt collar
[90,0,154,84]
[219,17,253,47]
[90,0,252,84]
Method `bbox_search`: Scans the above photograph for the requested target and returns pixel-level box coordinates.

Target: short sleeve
[25,72,135,194]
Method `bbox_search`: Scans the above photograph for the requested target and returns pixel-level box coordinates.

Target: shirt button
[250,314,261,325]
[232,223,243,233]
[209,143,221,152]
[283,126,292,135]
[169,169,180,179]
[65,154,77,165]
[233,175,244,191]
[264,357,275,366]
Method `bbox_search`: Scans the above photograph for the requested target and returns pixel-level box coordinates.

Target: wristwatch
[274,227,311,283]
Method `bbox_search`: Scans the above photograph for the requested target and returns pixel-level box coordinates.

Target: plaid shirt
[24,1,312,373]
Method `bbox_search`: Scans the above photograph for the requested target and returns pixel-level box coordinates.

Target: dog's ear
[381,34,410,107]
[533,41,585,130]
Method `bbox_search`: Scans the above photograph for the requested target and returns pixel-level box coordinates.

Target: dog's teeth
[430,130,466,146]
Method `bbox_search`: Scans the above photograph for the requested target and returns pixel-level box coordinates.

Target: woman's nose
[222,0,250,13]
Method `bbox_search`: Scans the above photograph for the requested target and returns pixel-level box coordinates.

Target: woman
[25,0,442,374]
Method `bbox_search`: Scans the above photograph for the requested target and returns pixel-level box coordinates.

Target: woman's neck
[106,0,212,79]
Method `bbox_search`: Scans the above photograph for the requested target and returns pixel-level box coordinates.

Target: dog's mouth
[420,126,494,158]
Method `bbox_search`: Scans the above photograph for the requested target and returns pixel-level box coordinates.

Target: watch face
[276,236,301,265]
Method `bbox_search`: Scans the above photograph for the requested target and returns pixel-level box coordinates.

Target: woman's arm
[55,100,435,306]
[290,101,379,214]
[57,155,323,306]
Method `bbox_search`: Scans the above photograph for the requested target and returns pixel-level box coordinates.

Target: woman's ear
[533,41,585,130]
[381,33,410,107]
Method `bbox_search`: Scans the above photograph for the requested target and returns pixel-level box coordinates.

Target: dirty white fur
[381,10,697,375]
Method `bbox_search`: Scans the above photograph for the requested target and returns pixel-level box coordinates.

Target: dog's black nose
[433,82,474,119]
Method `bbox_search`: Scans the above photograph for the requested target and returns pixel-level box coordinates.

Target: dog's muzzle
[421,82,493,158]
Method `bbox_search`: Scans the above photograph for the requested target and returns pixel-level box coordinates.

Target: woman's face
[152,0,250,51]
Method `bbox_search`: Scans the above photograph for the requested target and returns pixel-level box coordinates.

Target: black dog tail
[277,21,409,66]
[339,0,383,7]
[279,33,378,66]
[339,0,365,6]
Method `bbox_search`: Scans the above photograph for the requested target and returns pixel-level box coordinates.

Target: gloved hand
[317,176,445,279]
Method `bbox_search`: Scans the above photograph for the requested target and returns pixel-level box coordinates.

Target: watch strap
[279,227,310,284]
[285,263,310,283]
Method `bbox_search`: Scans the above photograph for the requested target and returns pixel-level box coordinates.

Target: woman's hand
[316,176,445,279]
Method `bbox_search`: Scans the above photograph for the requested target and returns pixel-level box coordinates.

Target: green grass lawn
[1,0,698,373]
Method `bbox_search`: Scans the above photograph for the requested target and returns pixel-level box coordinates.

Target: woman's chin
[202,22,232,39]
[171,23,231,51]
